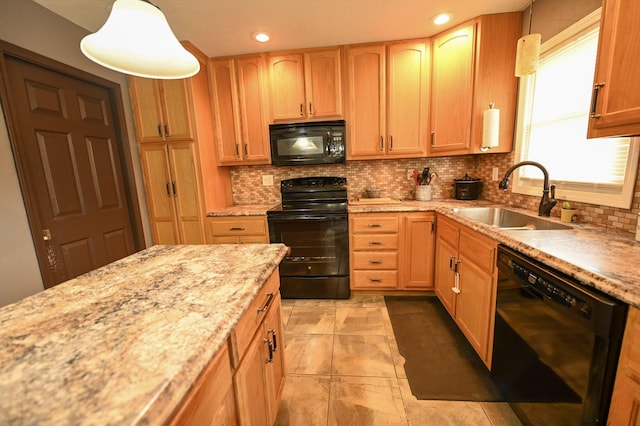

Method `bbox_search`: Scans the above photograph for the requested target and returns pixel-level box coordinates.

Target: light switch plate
[262,175,274,186]
[492,167,499,181]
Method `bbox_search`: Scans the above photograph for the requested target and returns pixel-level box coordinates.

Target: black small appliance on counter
[454,174,482,200]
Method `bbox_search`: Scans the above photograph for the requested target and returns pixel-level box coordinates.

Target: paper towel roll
[482,107,500,149]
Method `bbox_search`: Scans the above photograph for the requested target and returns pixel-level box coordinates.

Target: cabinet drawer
[208,216,267,237]
[351,215,399,233]
[212,235,269,244]
[352,251,398,269]
[231,271,280,367]
[459,227,496,273]
[436,215,459,248]
[352,270,398,288]
[352,233,399,250]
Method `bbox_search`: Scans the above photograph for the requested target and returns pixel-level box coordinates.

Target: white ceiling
[33,0,530,58]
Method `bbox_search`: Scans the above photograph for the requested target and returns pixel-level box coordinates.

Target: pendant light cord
[528,0,534,35]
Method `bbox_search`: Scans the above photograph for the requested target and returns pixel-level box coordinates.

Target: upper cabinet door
[588,0,640,138]
[209,58,242,163]
[304,48,343,119]
[129,78,165,143]
[160,79,194,141]
[129,77,194,143]
[236,55,271,163]
[269,54,306,121]
[387,40,430,157]
[429,23,475,155]
[346,44,386,159]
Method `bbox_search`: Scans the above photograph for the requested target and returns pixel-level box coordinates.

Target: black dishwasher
[491,245,627,426]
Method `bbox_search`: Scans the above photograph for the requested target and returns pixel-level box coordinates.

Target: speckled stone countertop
[349,198,640,308]
[0,244,289,425]
[206,204,277,217]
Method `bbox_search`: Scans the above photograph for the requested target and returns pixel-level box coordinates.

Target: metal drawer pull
[369,278,383,283]
[264,338,274,363]
[157,124,163,137]
[257,292,275,313]
[369,241,383,245]
[164,123,170,137]
[229,227,246,231]
[368,223,382,228]
[590,82,605,118]
[268,328,278,352]
[369,260,382,265]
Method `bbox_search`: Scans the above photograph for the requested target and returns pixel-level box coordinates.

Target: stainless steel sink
[451,207,572,230]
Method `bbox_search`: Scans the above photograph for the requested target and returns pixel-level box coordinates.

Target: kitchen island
[0,244,289,425]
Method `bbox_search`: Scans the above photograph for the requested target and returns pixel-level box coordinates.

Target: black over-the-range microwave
[269,120,346,166]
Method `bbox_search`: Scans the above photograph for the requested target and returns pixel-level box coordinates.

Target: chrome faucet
[498,161,557,216]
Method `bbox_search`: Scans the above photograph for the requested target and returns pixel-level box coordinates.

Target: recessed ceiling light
[433,13,453,26]
[251,31,271,43]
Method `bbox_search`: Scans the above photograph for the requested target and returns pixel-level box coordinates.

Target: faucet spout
[498,161,557,217]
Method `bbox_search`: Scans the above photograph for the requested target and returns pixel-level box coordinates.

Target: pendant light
[80,0,200,79]
[514,0,541,77]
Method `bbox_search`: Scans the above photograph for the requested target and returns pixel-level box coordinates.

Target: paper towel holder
[481,103,500,152]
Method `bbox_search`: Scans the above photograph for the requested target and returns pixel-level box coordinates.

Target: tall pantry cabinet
[129,43,231,245]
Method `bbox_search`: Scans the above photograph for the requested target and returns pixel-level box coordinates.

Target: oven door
[268,213,349,277]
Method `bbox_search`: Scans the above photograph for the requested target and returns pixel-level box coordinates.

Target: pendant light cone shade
[514,33,541,77]
[80,0,200,79]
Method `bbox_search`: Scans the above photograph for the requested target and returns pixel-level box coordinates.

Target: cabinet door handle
[590,82,605,118]
[229,227,246,231]
[165,182,171,197]
[264,338,274,363]
[449,256,455,270]
[244,143,249,157]
[257,292,275,313]
[157,124,163,137]
[171,181,177,197]
[164,123,170,137]
[308,102,313,116]
[431,131,436,147]
[389,135,393,151]
[235,143,240,158]
[268,328,278,352]
[380,135,384,151]
[299,103,304,116]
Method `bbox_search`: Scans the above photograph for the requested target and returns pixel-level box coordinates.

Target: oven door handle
[269,215,346,221]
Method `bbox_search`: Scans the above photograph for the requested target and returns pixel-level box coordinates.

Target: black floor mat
[384,295,504,401]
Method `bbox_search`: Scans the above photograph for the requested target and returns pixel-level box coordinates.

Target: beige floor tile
[275,374,330,426]
[293,299,338,308]
[328,376,407,425]
[335,307,387,336]
[336,294,385,308]
[480,403,522,426]
[280,302,294,328]
[332,334,396,377]
[286,306,336,335]
[284,333,334,375]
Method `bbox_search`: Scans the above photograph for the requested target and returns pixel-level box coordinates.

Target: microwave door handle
[326,131,332,154]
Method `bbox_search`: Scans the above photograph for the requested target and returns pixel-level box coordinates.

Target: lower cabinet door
[264,294,286,422]
[434,237,458,317]
[234,329,270,426]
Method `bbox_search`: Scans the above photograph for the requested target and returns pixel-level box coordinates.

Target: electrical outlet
[262,175,274,186]
[492,167,499,181]
[407,169,413,180]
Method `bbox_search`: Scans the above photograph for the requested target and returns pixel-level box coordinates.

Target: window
[512,9,639,209]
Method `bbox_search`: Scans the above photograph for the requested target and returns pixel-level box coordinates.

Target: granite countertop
[0,244,289,425]
[206,204,277,217]
[349,198,640,308]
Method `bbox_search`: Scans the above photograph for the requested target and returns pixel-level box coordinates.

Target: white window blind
[513,9,639,208]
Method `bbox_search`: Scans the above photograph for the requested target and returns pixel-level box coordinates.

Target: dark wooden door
[4,56,136,287]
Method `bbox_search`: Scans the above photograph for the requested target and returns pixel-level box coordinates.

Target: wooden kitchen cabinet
[434,214,498,367]
[209,55,271,165]
[139,142,205,245]
[207,216,269,244]
[129,77,194,143]
[588,0,640,138]
[403,212,435,289]
[350,212,435,290]
[350,213,400,289]
[232,272,285,425]
[429,13,520,156]
[346,40,430,160]
[607,306,640,425]
[268,48,343,121]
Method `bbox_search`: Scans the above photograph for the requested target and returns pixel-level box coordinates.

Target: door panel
[169,143,204,244]
[4,56,136,287]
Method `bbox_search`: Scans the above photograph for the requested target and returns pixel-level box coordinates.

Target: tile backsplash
[229,152,640,234]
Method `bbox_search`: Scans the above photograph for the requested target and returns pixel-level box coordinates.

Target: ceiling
[33,0,530,58]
